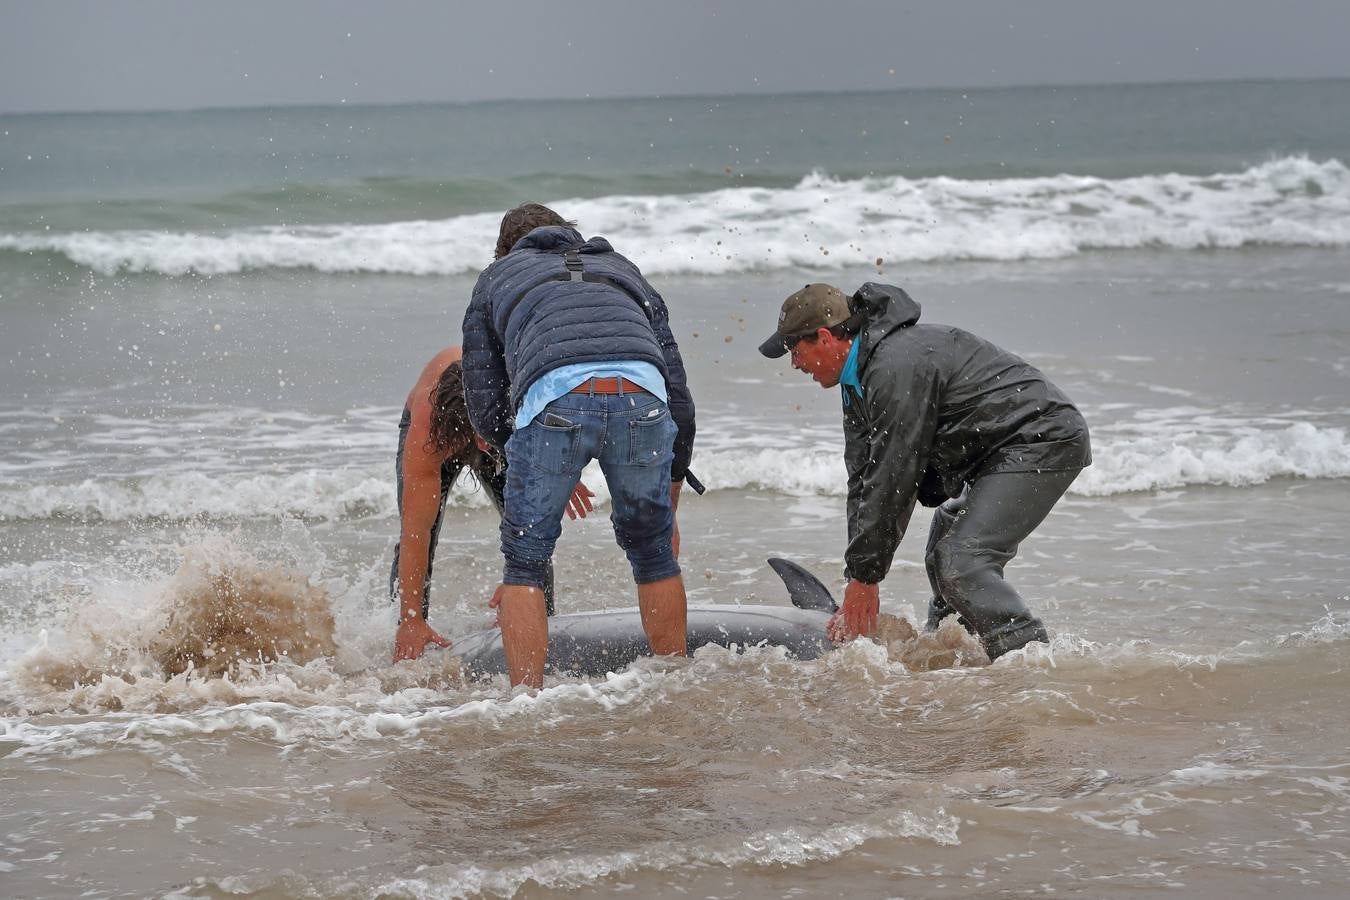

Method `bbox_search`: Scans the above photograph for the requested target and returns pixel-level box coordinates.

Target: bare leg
[498,584,549,688]
[636,574,687,656]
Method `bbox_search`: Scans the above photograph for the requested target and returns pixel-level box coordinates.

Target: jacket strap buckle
[563,249,584,282]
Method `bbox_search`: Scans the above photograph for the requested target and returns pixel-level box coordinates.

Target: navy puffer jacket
[462,225,696,481]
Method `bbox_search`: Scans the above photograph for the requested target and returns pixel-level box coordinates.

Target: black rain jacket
[842,283,1091,583]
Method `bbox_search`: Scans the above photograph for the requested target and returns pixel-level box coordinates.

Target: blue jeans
[501,390,681,589]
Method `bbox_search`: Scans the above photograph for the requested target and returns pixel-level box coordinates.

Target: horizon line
[2,74,1347,119]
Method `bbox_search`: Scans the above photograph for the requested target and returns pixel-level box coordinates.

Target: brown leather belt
[569,377,649,395]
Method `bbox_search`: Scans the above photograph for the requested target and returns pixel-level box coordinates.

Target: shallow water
[4,472,1348,897]
[4,82,1350,897]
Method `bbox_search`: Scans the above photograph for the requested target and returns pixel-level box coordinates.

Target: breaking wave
[1,419,1347,522]
[2,156,1347,276]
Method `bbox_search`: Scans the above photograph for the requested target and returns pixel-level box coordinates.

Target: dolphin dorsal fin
[767,558,839,613]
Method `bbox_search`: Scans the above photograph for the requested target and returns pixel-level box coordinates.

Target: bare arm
[393,397,452,661]
[396,470,443,621]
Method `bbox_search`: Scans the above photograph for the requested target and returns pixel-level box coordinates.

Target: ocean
[2,79,1349,898]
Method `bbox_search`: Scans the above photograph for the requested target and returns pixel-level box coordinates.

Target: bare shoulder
[406,346,463,408]
[427,345,464,371]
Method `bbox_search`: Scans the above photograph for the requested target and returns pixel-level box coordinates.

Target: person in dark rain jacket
[759,282,1090,660]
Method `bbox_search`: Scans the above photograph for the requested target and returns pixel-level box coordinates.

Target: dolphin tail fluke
[767,558,839,613]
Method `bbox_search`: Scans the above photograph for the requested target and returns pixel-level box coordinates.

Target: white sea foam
[2,156,1347,276]
[163,806,961,898]
[375,808,959,898]
[1001,608,1350,675]
[0,470,401,521]
[1071,420,1350,495]
[693,421,1350,497]
[1275,608,1350,647]
[1163,762,1269,786]
[4,515,1343,724]
[1,418,1347,521]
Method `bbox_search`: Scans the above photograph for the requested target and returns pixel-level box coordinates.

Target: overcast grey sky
[2,0,1347,114]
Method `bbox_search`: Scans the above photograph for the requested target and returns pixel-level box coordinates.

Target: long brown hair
[425,361,475,455]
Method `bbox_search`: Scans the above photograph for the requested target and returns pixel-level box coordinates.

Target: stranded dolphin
[448,559,840,679]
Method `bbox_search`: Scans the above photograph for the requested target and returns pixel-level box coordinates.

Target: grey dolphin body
[450,559,840,680]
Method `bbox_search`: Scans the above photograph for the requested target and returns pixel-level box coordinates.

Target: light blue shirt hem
[515,361,668,430]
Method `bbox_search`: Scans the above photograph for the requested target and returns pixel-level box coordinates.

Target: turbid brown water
[4,472,1349,898]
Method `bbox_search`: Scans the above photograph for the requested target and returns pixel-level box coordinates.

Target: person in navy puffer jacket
[462,204,695,687]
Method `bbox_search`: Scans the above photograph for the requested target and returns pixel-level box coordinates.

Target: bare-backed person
[388,346,594,663]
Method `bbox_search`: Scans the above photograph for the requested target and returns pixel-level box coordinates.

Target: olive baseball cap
[758,283,852,358]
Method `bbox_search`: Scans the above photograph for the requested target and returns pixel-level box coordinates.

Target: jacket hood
[511,225,614,255]
[853,282,921,364]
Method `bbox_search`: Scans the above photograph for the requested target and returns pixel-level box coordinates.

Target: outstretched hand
[565,481,595,520]
[393,616,451,662]
[827,580,880,643]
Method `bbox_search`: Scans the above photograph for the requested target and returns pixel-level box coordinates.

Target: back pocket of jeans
[534,420,582,474]
[628,406,672,466]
